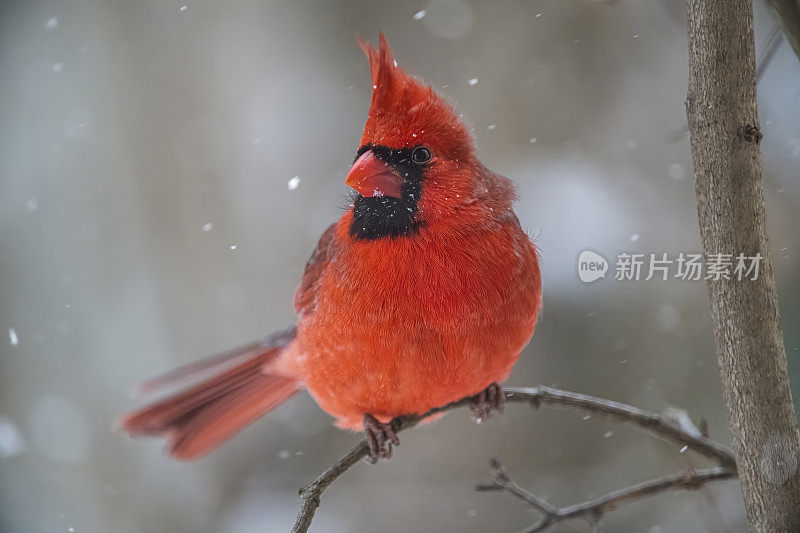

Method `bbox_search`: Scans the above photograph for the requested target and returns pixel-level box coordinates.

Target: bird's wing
[295,223,339,317]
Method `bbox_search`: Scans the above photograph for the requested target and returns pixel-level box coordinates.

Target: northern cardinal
[119,34,542,462]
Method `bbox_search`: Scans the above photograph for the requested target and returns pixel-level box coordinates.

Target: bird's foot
[363,413,400,463]
[469,383,505,424]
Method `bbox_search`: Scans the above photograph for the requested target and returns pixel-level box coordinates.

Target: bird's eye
[411,146,432,164]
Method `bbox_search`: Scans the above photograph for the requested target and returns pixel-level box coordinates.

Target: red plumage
[118,329,298,460]
[119,34,542,460]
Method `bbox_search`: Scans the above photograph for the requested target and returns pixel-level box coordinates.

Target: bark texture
[685,0,800,530]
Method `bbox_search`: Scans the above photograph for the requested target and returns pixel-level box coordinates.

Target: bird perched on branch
[119,34,542,463]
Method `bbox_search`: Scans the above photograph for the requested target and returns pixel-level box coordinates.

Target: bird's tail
[117,327,299,461]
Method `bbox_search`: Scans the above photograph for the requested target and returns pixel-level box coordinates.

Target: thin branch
[291,386,735,532]
[757,22,783,83]
[505,387,735,468]
[764,0,800,62]
[477,458,736,533]
[291,395,477,533]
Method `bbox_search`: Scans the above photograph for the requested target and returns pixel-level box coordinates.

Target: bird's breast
[289,220,541,427]
[328,224,538,327]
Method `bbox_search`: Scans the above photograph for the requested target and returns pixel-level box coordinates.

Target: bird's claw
[469,383,505,424]
[363,413,400,463]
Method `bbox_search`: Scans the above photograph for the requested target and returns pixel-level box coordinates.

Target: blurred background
[1,1,799,532]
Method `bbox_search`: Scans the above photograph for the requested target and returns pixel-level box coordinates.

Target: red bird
[119,34,542,462]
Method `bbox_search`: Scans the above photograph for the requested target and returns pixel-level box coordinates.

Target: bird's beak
[345,151,403,198]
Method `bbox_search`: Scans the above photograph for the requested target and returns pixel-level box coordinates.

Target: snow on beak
[345,151,404,198]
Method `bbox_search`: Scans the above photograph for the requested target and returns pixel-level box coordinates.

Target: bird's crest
[357,34,474,162]
[358,33,434,118]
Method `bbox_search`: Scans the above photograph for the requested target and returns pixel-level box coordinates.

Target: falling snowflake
[413,10,426,20]
[468,78,478,86]
[287,176,301,190]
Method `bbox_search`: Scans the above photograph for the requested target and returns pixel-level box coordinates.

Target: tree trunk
[685,0,800,530]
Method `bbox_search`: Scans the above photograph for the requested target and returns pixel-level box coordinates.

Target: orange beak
[345,151,404,198]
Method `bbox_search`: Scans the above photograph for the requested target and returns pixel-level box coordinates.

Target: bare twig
[764,0,800,62]
[505,387,735,468]
[757,22,784,83]
[291,386,735,532]
[291,394,477,533]
[477,458,736,532]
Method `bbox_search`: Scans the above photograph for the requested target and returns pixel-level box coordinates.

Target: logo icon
[578,250,608,283]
